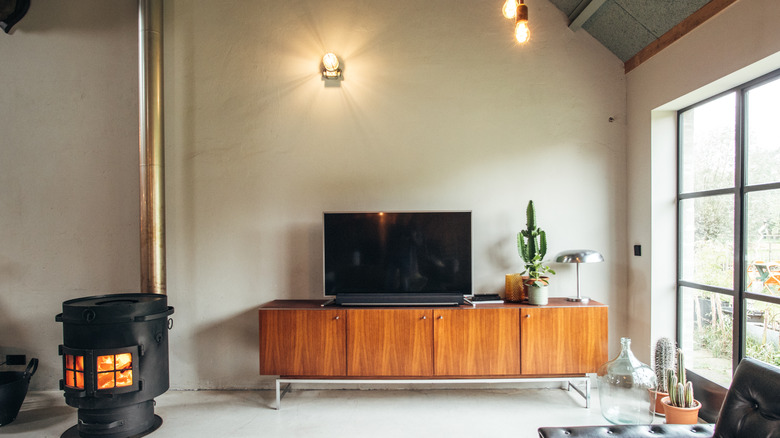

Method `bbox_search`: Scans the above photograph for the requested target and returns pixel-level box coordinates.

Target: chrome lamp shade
[555,250,604,303]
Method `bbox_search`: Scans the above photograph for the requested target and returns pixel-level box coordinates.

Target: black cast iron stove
[56,293,174,438]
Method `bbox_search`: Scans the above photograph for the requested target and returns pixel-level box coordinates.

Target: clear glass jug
[598,337,657,424]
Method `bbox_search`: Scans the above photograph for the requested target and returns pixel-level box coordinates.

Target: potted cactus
[517,200,555,305]
[650,337,676,415]
[661,348,701,424]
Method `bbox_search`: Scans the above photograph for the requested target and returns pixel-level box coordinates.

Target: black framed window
[678,69,780,390]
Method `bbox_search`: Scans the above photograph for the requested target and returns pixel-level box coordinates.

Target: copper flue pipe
[138,0,166,294]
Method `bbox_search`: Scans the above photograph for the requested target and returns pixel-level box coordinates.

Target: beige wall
[626,0,780,363]
[0,1,141,390]
[2,0,627,390]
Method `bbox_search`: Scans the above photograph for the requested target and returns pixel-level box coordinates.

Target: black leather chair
[538,357,780,438]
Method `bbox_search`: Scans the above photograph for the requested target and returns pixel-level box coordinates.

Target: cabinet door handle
[438,316,444,320]
[334,316,340,320]
[421,316,427,320]
[525,314,531,318]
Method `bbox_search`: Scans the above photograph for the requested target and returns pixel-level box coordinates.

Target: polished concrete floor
[2,386,613,437]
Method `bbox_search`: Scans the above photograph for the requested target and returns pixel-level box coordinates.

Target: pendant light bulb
[502,0,518,19]
[515,21,530,43]
[514,1,530,43]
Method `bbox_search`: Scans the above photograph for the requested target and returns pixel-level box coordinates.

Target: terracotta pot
[649,390,668,416]
[504,274,528,302]
[661,396,701,424]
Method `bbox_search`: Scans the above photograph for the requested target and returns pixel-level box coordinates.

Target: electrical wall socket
[6,354,26,365]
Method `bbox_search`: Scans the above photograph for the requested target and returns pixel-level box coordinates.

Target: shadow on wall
[285,222,324,300]
[193,306,259,388]
[0,295,32,367]
[9,0,134,34]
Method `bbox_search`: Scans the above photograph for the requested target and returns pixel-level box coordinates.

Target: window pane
[745,189,780,296]
[98,372,115,389]
[680,195,734,288]
[746,77,780,186]
[745,299,780,368]
[115,353,132,370]
[97,355,115,372]
[681,287,733,387]
[680,93,736,193]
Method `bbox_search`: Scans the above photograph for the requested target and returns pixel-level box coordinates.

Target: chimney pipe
[138,0,166,294]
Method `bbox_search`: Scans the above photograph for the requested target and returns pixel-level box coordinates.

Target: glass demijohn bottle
[597,337,657,424]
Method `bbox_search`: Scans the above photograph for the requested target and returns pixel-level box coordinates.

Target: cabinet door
[259,309,346,376]
[520,306,608,375]
[433,308,520,376]
[347,309,433,377]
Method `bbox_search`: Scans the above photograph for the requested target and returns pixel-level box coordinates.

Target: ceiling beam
[624,0,739,73]
[569,0,608,31]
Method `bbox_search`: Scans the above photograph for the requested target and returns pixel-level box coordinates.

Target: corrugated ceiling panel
[545,0,713,62]
[614,0,710,36]
[581,1,655,61]
[547,0,585,16]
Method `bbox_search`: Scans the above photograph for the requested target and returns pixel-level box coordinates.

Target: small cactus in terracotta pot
[661,349,701,424]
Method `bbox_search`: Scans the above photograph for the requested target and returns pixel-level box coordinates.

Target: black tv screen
[323,212,472,306]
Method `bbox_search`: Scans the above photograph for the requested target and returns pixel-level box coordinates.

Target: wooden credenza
[258,298,608,379]
[258,299,608,408]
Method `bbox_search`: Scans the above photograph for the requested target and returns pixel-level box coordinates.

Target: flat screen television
[323,211,472,306]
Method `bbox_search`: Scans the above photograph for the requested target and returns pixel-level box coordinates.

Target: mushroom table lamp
[554,250,604,303]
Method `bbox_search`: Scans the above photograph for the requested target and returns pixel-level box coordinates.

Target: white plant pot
[528,284,548,305]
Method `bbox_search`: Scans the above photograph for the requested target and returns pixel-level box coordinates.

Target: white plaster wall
[163,0,626,389]
[0,0,140,390]
[1,0,627,390]
[626,0,780,363]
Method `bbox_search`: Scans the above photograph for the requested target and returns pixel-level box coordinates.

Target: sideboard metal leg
[272,377,592,410]
[276,381,292,410]
[275,379,281,410]
[586,377,592,408]
[567,378,591,408]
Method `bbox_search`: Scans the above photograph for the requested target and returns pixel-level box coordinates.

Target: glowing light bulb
[322,53,339,72]
[502,0,518,19]
[515,21,530,43]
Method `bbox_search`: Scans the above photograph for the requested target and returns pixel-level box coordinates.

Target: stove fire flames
[56,294,174,438]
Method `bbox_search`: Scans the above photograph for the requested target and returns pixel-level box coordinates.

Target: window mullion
[733,88,746,372]
[678,280,735,296]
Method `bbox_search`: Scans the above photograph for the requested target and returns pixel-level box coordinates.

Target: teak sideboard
[258,298,608,409]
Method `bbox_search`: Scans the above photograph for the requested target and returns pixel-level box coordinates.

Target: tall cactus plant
[666,369,679,405]
[677,348,687,390]
[518,200,546,263]
[517,200,555,285]
[666,349,696,408]
[654,337,676,392]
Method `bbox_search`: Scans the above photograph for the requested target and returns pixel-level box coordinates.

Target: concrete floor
[2,386,612,437]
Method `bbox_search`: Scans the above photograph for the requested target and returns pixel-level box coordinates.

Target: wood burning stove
[56,293,174,438]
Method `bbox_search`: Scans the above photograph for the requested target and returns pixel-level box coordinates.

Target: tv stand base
[273,375,593,410]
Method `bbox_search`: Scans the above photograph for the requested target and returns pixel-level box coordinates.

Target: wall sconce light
[321,53,342,80]
[502,0,530,44]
